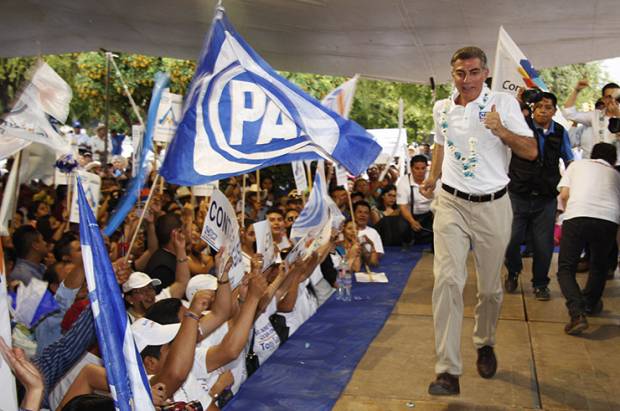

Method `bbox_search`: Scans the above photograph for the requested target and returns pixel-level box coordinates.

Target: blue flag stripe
[77,177,154,410]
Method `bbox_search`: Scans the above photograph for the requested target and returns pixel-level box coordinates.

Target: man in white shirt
[353,200,383,267]
[420,46,537,395]
[397,154,433,246]
[556,142,620,335]
[563,80,620,163]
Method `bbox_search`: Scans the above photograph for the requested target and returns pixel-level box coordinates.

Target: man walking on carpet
[420,46,537,395]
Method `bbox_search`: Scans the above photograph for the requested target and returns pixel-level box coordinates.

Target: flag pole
[103,52,111,163]
[125,174,160,262]
[240,174,247,228]
[8,152,22,234]
[306,162,313,190]
[64,172,74,232]
[256,169,260,210]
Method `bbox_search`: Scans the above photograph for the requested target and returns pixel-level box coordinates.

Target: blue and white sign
[159,8,381,186]
[70,170,101,223]
[153,89,183,143]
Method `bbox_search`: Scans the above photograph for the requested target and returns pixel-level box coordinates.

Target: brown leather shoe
[564,314,588,335]
[428,372,460,395]
[476,345,497,379]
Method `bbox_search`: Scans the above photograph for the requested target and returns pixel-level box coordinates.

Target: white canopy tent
[2,0,620,83]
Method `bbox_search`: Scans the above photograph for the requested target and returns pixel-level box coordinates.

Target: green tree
[540,62,609,109]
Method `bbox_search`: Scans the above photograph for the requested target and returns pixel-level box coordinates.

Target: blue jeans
[504,192,557,288]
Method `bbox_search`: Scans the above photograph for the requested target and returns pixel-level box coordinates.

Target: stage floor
[334,252,620,411]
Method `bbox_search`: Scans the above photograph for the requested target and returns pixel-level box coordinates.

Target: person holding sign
[421,46,536,395]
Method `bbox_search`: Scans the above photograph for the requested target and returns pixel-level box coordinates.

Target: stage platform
[335,252,620,411]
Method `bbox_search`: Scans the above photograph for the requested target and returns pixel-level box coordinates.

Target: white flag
[0,246,19,411]
[0,152,21,236]
[0,61,72,158]
[492,26,568,126]
[321,74,359,119]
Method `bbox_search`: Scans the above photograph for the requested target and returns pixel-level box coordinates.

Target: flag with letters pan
[159,7,381,186]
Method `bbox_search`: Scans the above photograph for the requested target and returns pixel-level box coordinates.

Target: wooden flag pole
[256,169,260,209]
[305,162,313,190]
[125,174,160,262]
[240,174,247,228]
[64,172,74,232]
[8,151,23,233]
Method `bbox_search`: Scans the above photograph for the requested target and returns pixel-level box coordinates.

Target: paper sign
[200,189,244,287]
[292,161,307,193]
[153,89,183,143]
[253,220,276,270]
[54,168,68,186]
[70,171,101,224]
[131,125,144,178]
[192,181,219,197]
[355,272,388,283]
[335,164,348,189]
[284,233,314,266]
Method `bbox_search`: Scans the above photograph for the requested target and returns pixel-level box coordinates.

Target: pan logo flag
[160,8,380,186]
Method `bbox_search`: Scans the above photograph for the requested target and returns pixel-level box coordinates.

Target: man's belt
[442,184,507,203]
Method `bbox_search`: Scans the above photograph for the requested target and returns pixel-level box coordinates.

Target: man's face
[126,284,157,313]
[332,189,347,207]
[354,205,370,228]
[452,58,488,104]
[33,233,49,259]
[411,161,428,181]
[284,210,299,228]
[367,166,379,180]
[532,98,556,127]
[267,212,284,237]
[602,87,620,113]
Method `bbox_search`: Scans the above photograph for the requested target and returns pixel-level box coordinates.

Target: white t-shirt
[563,107,620,164]
[358,226,384,254]
[172,370,211,408]
[280,278,318,336]
[48,352,103,411]
[558,159,620,224]
[433,85,533,194]
[396,174,432,214]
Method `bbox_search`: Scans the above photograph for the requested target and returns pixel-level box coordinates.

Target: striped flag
[0,245,18,411]
[77,177,155,411]
[159,8,380,186]
[290,161,329,241]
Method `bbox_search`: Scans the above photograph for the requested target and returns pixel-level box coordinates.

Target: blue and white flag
[11,278,59,328]
[103,72,170,236]
[321,74,359,119]
[0,61,72,160]
[159,8,381,186]
[77,178,155,410]
[290,162,329,241]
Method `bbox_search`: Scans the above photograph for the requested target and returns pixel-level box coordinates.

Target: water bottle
[336,264,345,301]
[341,260,352,302]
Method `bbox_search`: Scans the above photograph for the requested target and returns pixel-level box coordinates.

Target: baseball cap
[131,318,180,352]
[185,274,218,301]
[73,120,81,128]
[122,272,162,293]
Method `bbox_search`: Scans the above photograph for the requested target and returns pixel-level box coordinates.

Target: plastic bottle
[336,263,345,301]
[341,261,352,302]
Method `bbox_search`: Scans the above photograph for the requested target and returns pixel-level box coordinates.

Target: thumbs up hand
[483,104,504,135]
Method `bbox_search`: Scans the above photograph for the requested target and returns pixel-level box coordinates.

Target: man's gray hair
[451,47,488,69]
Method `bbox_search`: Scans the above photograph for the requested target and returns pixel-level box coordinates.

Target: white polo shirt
[396,174,432,214]
[433,85,533,194]
[558,159,620,224]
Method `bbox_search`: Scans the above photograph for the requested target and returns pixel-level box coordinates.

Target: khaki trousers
[431,189,512,375]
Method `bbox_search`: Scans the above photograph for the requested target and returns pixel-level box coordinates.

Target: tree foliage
[540,62,609,110]
[0,52,611,139]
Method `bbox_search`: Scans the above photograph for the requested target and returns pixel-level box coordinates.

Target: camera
[608,117,620,134]
[521,88,543,104]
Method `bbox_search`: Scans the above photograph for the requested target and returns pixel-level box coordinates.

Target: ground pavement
[334,252,620,411]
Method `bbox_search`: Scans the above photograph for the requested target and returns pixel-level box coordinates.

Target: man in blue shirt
[504,91,573,300]
[10,226,49,285]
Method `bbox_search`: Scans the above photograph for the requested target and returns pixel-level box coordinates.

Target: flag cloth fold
[77,178,155,410]
[0,61,72,159]
[0,246,18,411]
[103,72,169,236]
[290,161,329,241]
[160,8,380,186]
[491,26,568,126]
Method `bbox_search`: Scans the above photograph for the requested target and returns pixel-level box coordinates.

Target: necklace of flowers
[439,89,490,178]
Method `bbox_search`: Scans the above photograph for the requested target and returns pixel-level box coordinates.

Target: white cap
[84,161,102,171]
[131,318,180,352]
[122,272,162,293]
[185,274,218,301]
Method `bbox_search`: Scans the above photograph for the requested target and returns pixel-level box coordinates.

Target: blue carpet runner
[224,246,425,411]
